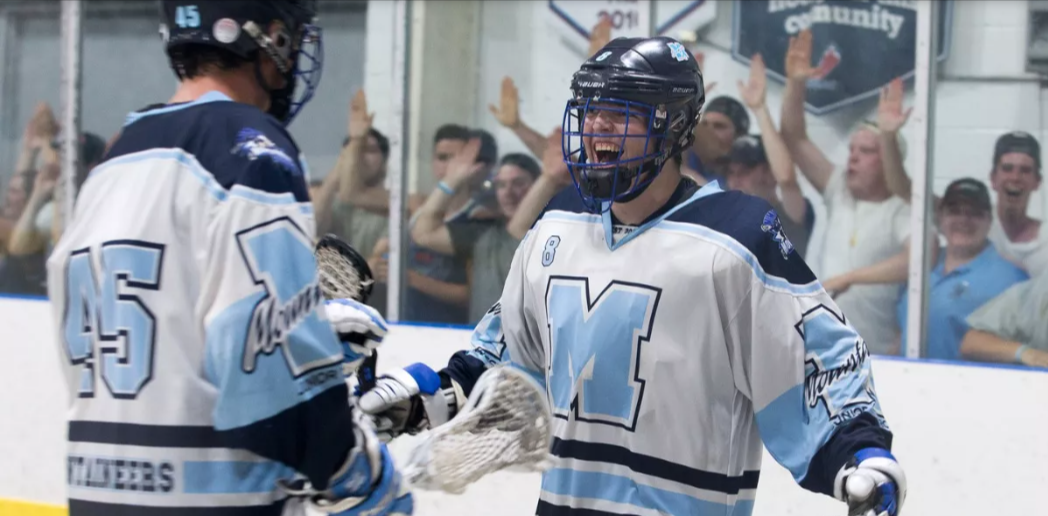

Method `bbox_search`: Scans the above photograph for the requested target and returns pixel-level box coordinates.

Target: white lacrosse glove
[325,298,387,372]
[835,448,907,516]
[355,363,464,442]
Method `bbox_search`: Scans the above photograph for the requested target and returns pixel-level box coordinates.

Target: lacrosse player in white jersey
[45,1,411,515]
[358,37,906,516]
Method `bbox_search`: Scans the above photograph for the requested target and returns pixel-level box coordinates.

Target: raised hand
[785,29,815,82]
[24,102,59,150]
[877,77,912,134]
[541,127,573,187]
[737,53,768,110]
[588,15,612,58]
[443,137,484,189]
[488,77,521,129]
[348,89,374,140]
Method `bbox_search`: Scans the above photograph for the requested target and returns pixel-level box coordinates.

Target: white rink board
[2,297,1047,515]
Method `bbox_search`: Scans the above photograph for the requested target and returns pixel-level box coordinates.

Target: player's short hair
[343,128,390,161]
[168,44,255,81]
[432,124,471,147]
[499,153,541,180]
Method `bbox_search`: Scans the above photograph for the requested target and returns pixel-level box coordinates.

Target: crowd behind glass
[1,16,1045,370]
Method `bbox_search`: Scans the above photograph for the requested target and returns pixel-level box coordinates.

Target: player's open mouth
[592,142,622,167]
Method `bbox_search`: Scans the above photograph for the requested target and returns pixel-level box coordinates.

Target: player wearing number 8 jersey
[46,2,410,515]
[358,36,906,516]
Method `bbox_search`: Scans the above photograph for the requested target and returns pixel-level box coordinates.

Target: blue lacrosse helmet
[161,0,323,126]
[562,37,706,212]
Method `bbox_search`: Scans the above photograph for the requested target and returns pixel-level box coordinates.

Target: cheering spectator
[6,102,105,255]
[961,270,1048,368]
[488,76,547,159]
[0,170,39,295]
[730,53,815,256]
[404,130,499,324]
[440,152,543,323]
[986,132,1046,276]
[314,90,398,261]
[780,29,914,355]
[686,96,748,186]
[894,179,1028,360]
[883,127,1046,277]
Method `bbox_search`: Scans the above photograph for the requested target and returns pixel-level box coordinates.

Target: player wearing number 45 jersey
[46,2,410,515]
[358,37,907,516]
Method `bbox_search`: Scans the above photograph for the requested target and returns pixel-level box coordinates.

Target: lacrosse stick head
[315,233,374,303]
[401,365,553,494]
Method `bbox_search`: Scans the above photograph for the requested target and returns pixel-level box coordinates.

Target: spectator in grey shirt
[961,271,1048,368]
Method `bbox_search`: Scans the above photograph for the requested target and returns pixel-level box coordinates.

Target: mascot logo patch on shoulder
[761,209,795,259]
[232,128,298,174]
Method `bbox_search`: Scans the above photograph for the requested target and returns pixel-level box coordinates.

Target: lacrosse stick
[399,364,554,494]
[316,234,553,494]
[314,233,378,388]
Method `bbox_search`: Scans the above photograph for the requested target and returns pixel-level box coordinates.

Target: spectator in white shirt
[779,30,915,355]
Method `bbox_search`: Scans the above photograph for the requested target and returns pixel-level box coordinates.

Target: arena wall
[2,297,1046,515]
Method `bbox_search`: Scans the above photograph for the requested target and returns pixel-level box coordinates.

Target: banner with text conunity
[549,0,717,55]
[732,0,954,115]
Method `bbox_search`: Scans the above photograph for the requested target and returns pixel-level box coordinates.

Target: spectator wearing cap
[960,268,1048,368]
[727,135,815,256]
[731,53,815,256]
[780,37,915,354]
[987,132,1045,276]
[882,130,1047,278]
[893,179,1028,361]
[684,96,750,187]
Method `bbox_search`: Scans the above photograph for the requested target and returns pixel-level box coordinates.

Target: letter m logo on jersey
[545,277,661,431]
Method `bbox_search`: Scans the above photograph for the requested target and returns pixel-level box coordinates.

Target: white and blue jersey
[443,178,893,516]
[46,91,354,515]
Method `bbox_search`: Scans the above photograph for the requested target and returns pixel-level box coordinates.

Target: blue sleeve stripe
[754,383,834,482]
[89,148,311,211]
[540,469,752,516]
[658,219,823,295]
[182,460,296,494]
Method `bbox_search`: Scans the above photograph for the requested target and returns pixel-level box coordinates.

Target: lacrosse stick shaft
[358,351,378,393]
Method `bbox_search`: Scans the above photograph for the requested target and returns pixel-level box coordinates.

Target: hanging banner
[731,0,954,115]
[549,0,716,51]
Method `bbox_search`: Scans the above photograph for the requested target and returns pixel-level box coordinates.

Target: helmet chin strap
[244,21,296,123]
[611,156,665,204]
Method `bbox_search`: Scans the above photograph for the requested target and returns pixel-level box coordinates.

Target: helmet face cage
[561,96,670,212]
[243,10,323,125]
[285,22,323,125]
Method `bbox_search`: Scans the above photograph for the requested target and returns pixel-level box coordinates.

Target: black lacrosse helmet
[562,36,706,212]
[160,0,323,125]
